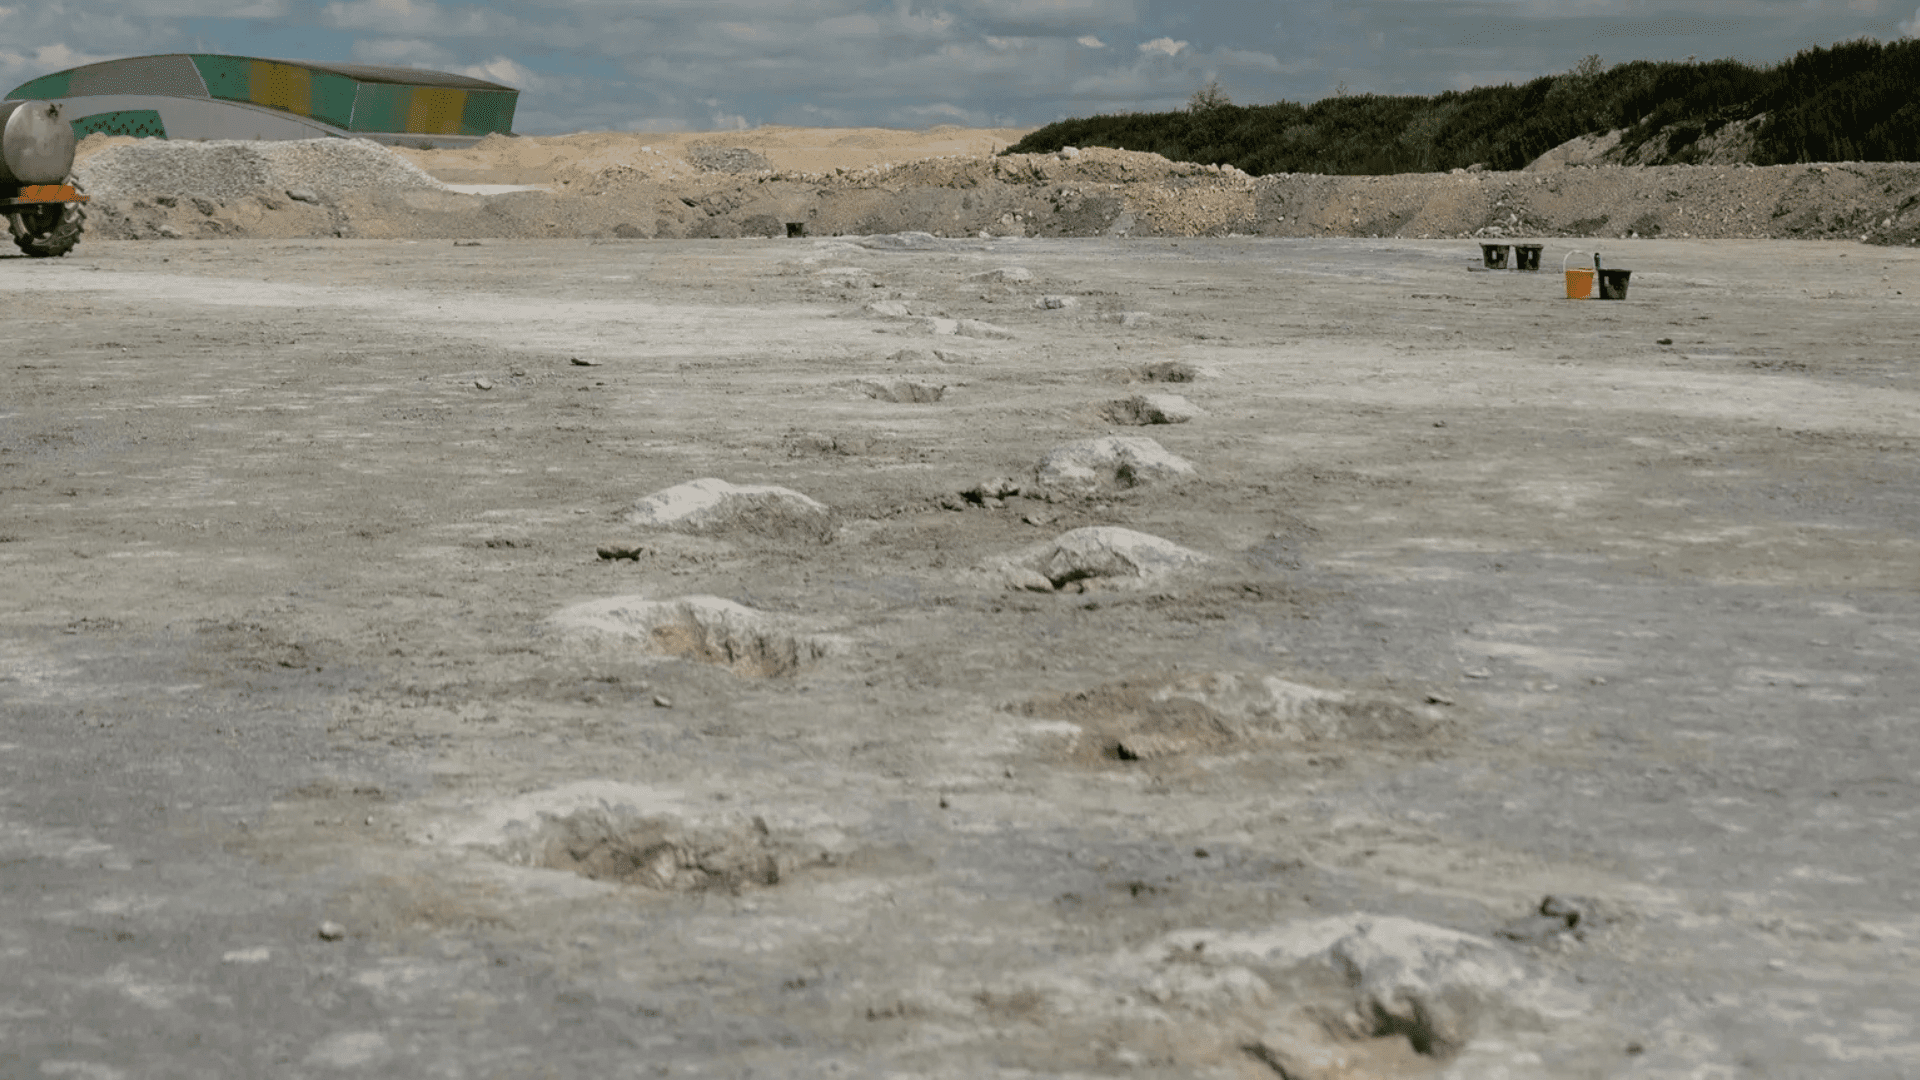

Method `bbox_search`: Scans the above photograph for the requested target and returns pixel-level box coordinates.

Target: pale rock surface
[1036,435,1196,491]
[986,526,1207,591]
[625,478,831,541]
[1523,128,1625,172]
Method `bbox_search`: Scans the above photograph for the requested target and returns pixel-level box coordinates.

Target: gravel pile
[76,138,451,203]
[687,144,775,174]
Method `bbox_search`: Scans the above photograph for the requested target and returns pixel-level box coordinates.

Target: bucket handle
[1562,250,1591,272]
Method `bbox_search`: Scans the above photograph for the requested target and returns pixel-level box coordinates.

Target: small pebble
[1590,675,1608,685]
[1463,668,1491,680]
[474,378,493,390]
[1539,895,1584,924]
[571,356,602,366]
[653,693,673,708]
[1425,692,1455,706]
[317,921,346,941]
[1656,337,1674,345]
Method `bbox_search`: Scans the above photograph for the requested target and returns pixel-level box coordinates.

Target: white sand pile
[74,137,450,202]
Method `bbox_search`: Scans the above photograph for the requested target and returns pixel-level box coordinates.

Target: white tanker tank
[0,98,88,257]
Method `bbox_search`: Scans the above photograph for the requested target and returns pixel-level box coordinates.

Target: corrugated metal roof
[68,54,210,98]
[261,60,513,92]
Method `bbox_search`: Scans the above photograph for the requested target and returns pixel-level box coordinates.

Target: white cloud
[1214,47,1283,72]
[957,0,1143,33]
[322,0,496,37]
[1900,5,1920,35]
[349,37,453,68]
[461,55,540,90]
[1139,36,1187,56]
[32,42,113,70]
[1078,35,1105,48]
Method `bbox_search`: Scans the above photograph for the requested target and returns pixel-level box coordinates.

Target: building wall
[50,94,344,142]
[7,55,516,139]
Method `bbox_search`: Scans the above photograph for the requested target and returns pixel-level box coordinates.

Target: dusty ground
[3,233,1918,1078]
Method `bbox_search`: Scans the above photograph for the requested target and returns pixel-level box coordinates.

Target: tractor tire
[10,200,85,258]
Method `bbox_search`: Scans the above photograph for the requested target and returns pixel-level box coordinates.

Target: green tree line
[1004,38,1920,175]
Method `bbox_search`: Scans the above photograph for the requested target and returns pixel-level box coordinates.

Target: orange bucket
[1562,251,1594,299]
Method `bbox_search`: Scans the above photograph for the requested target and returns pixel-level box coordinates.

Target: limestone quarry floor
[2,236,1917,1078]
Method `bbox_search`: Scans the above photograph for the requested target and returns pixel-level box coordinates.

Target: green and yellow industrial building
[3,54,517,148]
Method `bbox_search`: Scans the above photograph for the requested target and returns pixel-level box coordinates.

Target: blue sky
[2,0,1917,134]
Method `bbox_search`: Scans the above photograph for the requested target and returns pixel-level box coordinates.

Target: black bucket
[1513,244,1542,271]
[1597,268,1632,300]
[1479,243,1510,269]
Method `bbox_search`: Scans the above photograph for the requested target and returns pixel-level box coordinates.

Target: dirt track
[3,234,1918,1078]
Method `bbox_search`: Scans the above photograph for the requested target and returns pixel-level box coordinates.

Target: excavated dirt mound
[626,478,835,544]
[546,595,842,677]
[1022,671,1443,763]
[1035,436,1198,492]
[1103,392,1204,425]
[516,807,794,890]
[68,130,1920,245]
[437,782,845,892]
